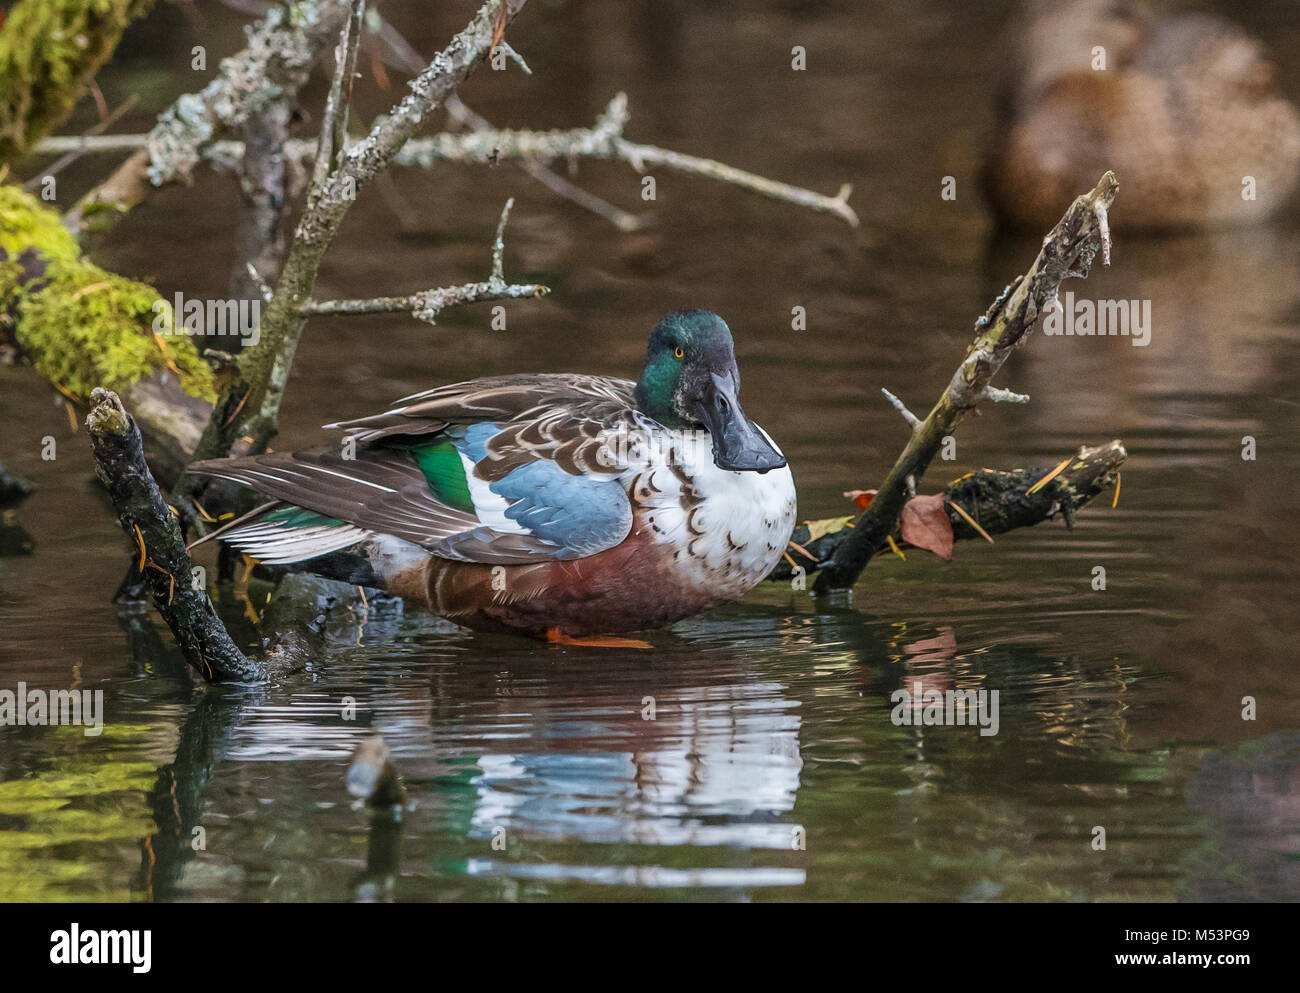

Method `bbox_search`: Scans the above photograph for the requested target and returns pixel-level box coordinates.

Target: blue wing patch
[434,422,632,561]
[493,459,631,557]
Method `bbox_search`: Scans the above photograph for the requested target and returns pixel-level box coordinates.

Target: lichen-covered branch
[301,278,548,321]
[813,171,1120,594]
[230,100,291,302]
[64,0,352,235]
[188,0,531,467]
[300,198,548,322]
[40,93,862,230]
[445,94,649,231]
[769,441,1127,582]
[86,389,261,682]
[0,0,156,165]
[393,93,860,226]
[311,0,366,190]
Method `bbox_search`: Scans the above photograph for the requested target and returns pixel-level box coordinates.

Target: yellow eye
[674,346,685,359]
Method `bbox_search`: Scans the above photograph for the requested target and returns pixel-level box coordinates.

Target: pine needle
[1027,456,1072,495]
[946,499,994,543]
[133,524,147,571]
[787,538,819,562]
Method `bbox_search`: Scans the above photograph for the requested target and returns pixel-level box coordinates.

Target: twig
[981,386,1030,404]
[302,198,548,323]
[313,0,366,189]
[87,389,261,682]
[302,280,548,321]
[397,94,859,226]
[490,196,513,281]
[813,171,1119,594]
[881,388,922,432]
[22,94,139,191]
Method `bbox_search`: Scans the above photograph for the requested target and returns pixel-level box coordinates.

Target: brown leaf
[843,488,877,510]
[900,493,954,560]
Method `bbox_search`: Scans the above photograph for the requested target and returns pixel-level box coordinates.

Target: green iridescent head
[634,310,785,473]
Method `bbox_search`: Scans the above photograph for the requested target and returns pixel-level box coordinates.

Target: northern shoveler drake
[985,0,1300,231]
[190,310,797,644]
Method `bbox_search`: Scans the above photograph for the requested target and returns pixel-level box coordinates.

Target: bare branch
[446,93,649,231]
[21,94,138,191]
[490,196,514,281]
[301,198,548,323]
[981,385,1031,404]
[313,0,366,190]
[51,93,859,229]
[301,280,548,323]
[230,99,291,301]
[396,94,860,226]
[881,388,923,432]
[813,171,1119,594]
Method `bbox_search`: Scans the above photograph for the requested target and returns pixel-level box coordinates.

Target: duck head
[634,310,787,473]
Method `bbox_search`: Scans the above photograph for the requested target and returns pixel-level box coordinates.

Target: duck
[189,310,797,645]
[984,0,1300,231]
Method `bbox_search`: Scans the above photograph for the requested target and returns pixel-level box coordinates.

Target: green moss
[1,187,216,402]
[0,0,157,164]
[0,185,80,266]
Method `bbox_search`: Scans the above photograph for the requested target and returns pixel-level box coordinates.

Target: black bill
[696,371,787,473]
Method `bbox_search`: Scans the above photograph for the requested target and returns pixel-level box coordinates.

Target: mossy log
[0,0,156,165]
[0,187,216,483]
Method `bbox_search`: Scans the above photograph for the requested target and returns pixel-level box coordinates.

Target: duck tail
[187,500,375,565]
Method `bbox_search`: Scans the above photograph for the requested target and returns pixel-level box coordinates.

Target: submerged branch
[87,389,261,682]
[813,171,1119,594]
[768,441,1127,582]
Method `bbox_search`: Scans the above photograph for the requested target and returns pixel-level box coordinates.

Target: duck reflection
[112,580,1238,900]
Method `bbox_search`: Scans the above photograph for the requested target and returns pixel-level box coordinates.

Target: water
[1,0,1298,902]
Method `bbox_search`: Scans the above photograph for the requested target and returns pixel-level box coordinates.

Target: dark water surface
[2,0,1299,901]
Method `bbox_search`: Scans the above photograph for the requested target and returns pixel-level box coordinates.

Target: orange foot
[545,627,653,650]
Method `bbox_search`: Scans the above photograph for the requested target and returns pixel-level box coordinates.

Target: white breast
[615,419,797,599]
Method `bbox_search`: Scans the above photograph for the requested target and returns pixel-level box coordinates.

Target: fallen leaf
[900,493,954,560]
[804,515,855,541]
